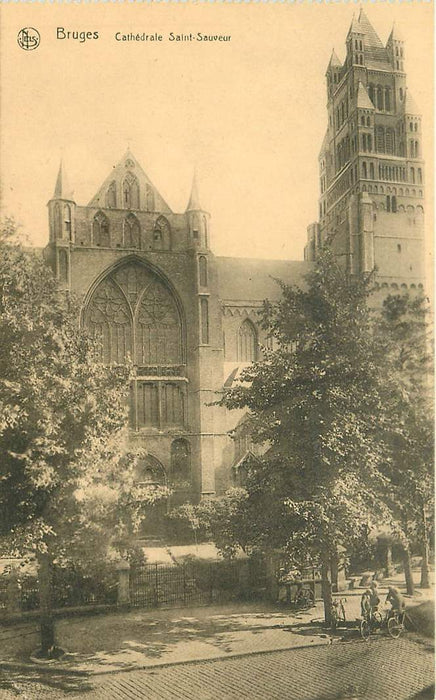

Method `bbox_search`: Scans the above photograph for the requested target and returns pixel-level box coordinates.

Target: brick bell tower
[305,10,426,295]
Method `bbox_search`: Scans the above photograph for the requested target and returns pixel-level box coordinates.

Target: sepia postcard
[0,1,434,698]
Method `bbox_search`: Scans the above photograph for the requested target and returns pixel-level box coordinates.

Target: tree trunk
[420,503,430,589]
[401,545,415,596]
[330,550,339,593]
[37,552,55,656]
[420,540,430,588]
[321,549,333,626]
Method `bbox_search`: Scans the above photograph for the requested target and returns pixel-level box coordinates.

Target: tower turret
[325,49,342,98]
[185,171,210,251]
[386,23,405,73]
[48,160,76,244]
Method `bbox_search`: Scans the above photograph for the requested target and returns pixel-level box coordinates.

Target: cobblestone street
[1,636,433,700]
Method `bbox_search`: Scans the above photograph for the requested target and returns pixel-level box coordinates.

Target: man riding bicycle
[386,586,405,614]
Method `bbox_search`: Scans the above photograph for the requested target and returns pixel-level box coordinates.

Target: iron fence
[130,560,244,609]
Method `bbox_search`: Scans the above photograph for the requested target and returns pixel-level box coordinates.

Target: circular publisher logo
[17,28,40,51]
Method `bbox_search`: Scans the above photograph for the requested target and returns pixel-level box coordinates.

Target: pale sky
[0,3,433,261]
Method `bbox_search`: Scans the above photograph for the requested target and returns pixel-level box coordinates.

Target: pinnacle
[186,170,202,212]
[53,159,74,200]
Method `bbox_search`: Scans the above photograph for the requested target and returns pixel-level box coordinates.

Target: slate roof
[403,89,421,115]
[356,82,375,110]
[327,49,342,70]
[186,171,202,212]
[53,160,74,200]
[216,257,309,303]
[348,9,392,72]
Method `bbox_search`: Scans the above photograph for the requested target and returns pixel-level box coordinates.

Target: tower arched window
[385,88,391,112]
[362,162,367,179]
[386,196,391,212]
[124,213,140,248]
[53,203,62,239]
[122,173,140,209]
[366,116,370,127]
[171,439,191,482]
[368,84,375,105]
[399,88,403,101]
[385,129,394,155]
[106,181,117,209]
[377,86,384,111]
[376,127,385,153]
[415,141,419,157]
[417,168,422,184]
[237,319,257,363]
[64,204,72,239]
[369,163,374,180]
[410,167,415,184]
[199,256,208,287]
[391,196,397,213]
[200,297,209,345]
[92,212,110,247]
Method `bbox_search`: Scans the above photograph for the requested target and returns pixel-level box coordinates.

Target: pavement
[0,569,433,678]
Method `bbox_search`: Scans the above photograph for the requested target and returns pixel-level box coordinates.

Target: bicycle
[330,598,347,630]
[293,584,315,610]
[360,608,405,641]
[386,610,406,639]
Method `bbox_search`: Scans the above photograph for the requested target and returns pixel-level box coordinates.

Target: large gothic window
[237,319,257,362]
[124,213,140,248]
[123,173,140,209]
[93,212,110,247]
[85,261,183,367]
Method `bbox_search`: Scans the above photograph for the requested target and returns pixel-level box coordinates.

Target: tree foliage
[0,218,169,568]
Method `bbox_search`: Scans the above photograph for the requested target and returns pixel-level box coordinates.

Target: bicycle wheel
[360,619,371,641]
[296,587,315,609]
[387,615,403,639]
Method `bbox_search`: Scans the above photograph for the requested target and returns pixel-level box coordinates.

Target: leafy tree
[214,250,396,623]
[375,292,434,592]
[0,219,169,656]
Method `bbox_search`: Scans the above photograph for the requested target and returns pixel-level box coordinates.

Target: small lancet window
[106,181,117,209]
[199,256,208,287]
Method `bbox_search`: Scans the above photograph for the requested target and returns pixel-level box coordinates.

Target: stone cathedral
[44,11,425,521]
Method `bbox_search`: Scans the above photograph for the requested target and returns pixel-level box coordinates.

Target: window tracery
[123,173,140,209]
[93,212,110,247]
[237,319,257,362]
[124,213,140,248]
[85,261,182,366]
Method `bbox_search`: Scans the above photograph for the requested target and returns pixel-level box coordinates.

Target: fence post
[116,560,131,607]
